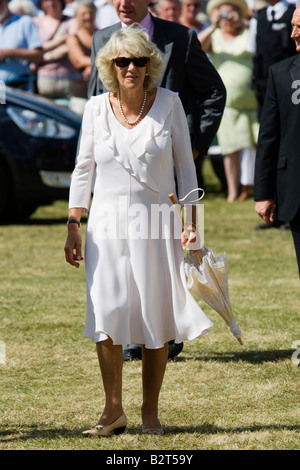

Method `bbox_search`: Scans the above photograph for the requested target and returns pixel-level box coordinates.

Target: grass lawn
[0,159,299,451]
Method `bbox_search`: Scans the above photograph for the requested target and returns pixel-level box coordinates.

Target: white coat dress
[69,87,213,348]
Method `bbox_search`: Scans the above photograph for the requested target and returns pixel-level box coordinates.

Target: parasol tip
[168,193,177,205]
[237,337,243,345]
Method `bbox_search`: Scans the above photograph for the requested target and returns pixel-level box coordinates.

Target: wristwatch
[67,218,81,227]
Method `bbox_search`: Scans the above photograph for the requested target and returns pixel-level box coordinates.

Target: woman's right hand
[64,227,83,268]
[211,8,221,27]
[225,10,241,24]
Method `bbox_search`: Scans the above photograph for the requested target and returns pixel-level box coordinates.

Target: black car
[0,86,82,222]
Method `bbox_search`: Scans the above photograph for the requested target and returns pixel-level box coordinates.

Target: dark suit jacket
[254,53,300,222]
[88,16,226,157]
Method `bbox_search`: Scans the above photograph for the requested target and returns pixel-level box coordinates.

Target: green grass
[0,159,299,450]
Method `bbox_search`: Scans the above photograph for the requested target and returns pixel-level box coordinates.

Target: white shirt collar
[121,12,154,40]
[266,0,290,21]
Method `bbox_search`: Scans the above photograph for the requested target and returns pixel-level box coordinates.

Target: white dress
[69,87,213,348]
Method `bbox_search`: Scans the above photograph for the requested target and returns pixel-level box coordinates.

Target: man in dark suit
[87,0,226,360]
[88,0,226,169]
[254,4,300,275]
[252,0,296,119]
[251,0,296,230]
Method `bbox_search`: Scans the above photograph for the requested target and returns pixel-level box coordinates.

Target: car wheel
[0,163,38,222]
[0,162,9,220]
[12,204,39,222]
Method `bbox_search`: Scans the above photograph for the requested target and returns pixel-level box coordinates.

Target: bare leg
[238,184,250,200]
[96,337,124,425]
[141,343,168,430]
[223,151,241,202]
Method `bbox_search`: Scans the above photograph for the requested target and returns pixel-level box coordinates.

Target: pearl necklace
[117,89,147,126]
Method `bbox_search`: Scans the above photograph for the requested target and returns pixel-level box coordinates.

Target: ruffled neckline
[91,88,178,192]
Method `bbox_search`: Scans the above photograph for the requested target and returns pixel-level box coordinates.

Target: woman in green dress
[199,0,259,201]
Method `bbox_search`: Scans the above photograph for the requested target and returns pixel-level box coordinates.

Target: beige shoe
[82,413,127,437]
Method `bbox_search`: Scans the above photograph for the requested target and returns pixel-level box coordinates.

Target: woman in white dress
[64,25,213,436]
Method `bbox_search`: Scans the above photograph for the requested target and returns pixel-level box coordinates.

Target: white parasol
[169,191,243,344]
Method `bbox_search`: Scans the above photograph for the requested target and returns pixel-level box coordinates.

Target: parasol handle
[168,193,178,206]
[178,188,205,203]
[168,193,188,237]
[168,192,203,265]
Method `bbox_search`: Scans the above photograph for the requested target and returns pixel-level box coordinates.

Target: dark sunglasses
[114,57,149,68]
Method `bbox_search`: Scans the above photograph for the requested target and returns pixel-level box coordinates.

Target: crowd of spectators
[0,0,114,108]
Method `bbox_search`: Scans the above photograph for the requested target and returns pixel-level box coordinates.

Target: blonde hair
[95,24,163,93]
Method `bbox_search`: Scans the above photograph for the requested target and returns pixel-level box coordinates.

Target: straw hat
[206,0,249,18]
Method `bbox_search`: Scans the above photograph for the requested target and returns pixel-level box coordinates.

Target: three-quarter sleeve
[69,99,96,212]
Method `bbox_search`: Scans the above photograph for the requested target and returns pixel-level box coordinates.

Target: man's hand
[255,199,276,223]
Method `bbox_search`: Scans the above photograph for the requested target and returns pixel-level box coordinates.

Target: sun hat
[206,0,249,18]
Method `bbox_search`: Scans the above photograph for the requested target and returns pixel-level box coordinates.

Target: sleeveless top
[72,35,91,99]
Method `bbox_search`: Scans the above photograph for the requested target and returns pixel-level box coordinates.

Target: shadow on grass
[0,425,80,442]
[174,349,295,364]
[165,422,300,435]
[1,422,300,443]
